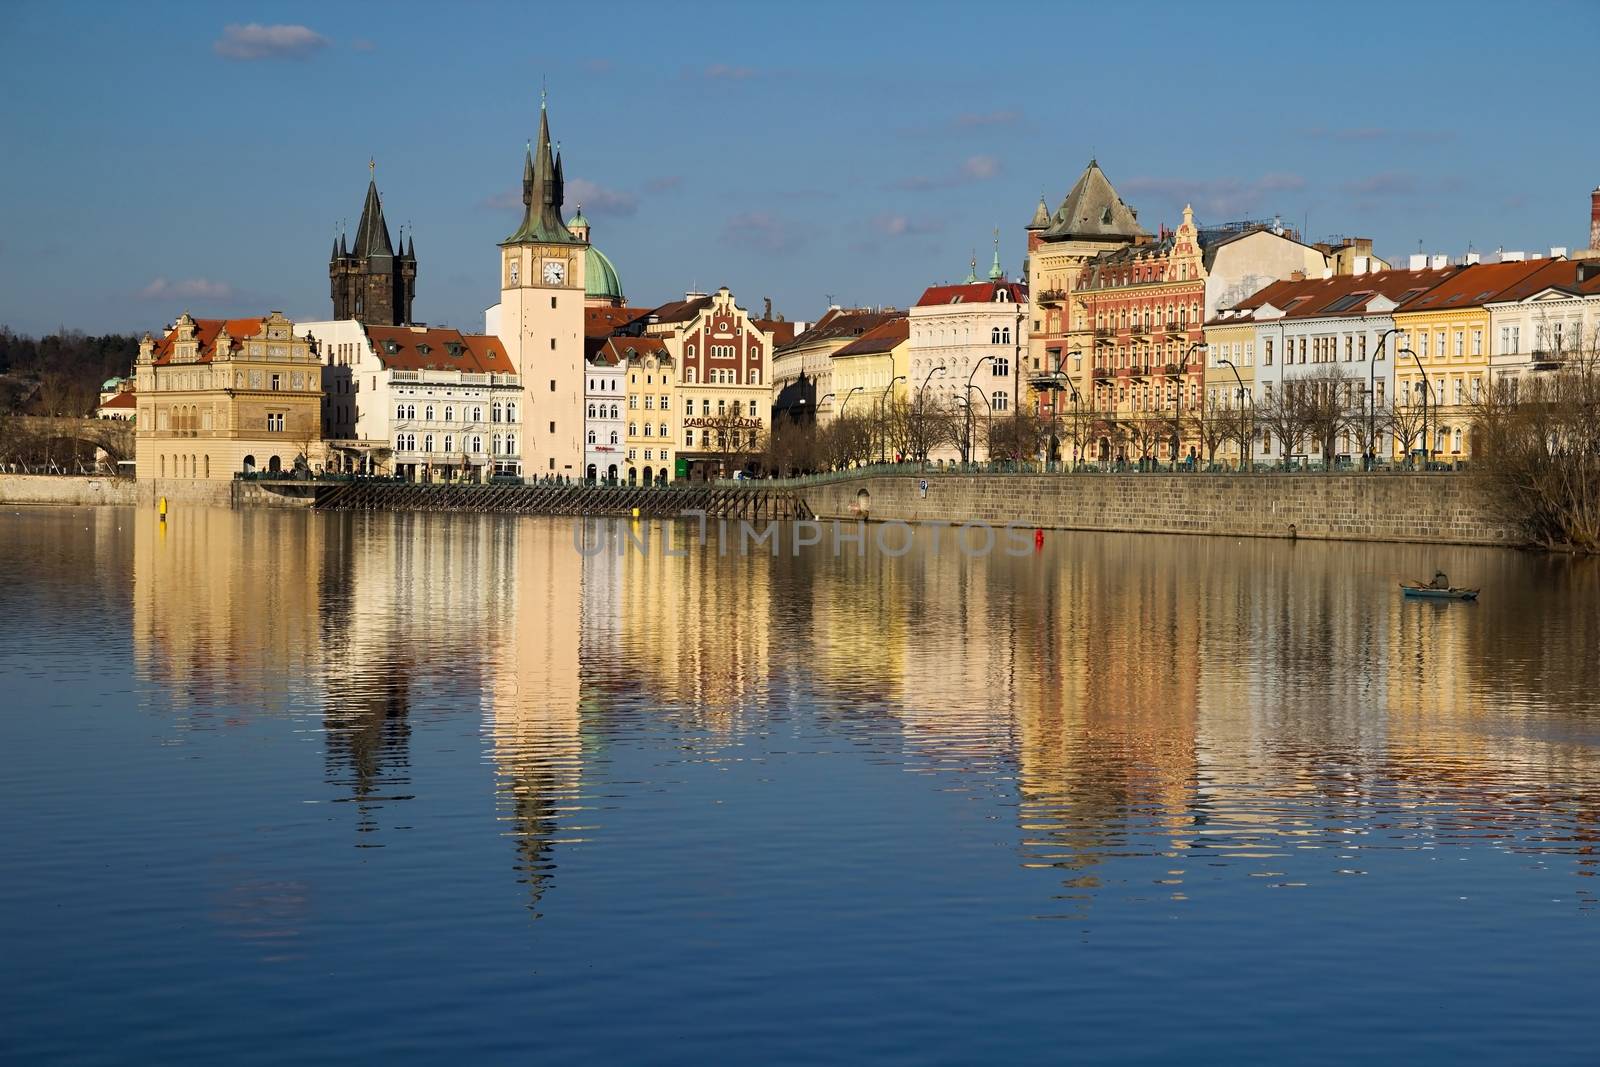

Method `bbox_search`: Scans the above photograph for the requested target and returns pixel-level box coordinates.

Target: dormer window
[417,343,431,356]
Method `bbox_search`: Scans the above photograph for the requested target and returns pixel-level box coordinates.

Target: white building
[300,319,522,479]
[907,268,1027,462]
[1487,259,1600,390]
[584,342,626,483]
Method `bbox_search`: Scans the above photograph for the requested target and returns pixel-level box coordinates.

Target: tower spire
[989,227,1004,280]
[504,90,576,244]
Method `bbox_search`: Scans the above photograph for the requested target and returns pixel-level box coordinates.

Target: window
[587,429,596,444]
[991,327,1002,344]
[444,435,453,453]
[628,422,637,437]
[471,406,482,422]
[444,406,453,421]
[685,429,695,447]
[658,423,666,437]
[424,434,434,452]
[1472,330,1483,356]
[492,402,503,423]
[550,379,556,391]
[425,405,435,421]
[270,374,281,391]
[644,423,653,437]
[470,435,482,454]
[1264,339,1273,365]
[629,395,638,408]
[644,395,654,409]
[588,404,596,419]
[609,404,619,419]
[548,421,555,434]
[266,413,285,432]
[396,403,406,420]
[991,390,1009,411]
[993,357,1009,376]
[660,396,670,410]
[492,434,502,455]
[685,368,696,384]
[1420,332,1430,358]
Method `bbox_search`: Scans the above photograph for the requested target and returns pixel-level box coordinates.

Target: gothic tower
[330,169,417,325]
[500,96,586,478]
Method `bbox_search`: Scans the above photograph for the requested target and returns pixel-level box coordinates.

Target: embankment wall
[800,473,1520,547]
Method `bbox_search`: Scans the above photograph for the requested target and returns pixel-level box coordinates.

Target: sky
[3,0,1598,338]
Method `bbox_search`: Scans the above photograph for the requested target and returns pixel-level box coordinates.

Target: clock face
[543,259,566,285]
[508,260,519,285]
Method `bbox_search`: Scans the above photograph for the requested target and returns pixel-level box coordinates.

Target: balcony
[1165,321,1187,335]
[1092,368,1111,380]
[1036,288,1066,306]
[1161,362,1180,377]
[1531,349,1563,368]
[1129,322,1146,335]
[1094,327,1114,339]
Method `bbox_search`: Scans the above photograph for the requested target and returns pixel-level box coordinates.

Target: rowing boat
[1400,582,1479,600]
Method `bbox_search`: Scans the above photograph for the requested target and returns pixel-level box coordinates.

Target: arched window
[991,327,1002,344]
[492,402,503,423]
[444,406,453,422]
[506,433,516,454]
[470,434,482,454]
[658,422,666,437]
[687,344,696,359]
[506,402,516,422]
[395,404,405,420]
[1002,327,1011,344]
[992,391,1009,412]
[424,405,434,421]
[628,422,637,437]
[492,434,502,455]
[587,429,596,444]
[423,434,434,452]
[443,435,453,453]
[587,403,596,419]
[644,423,652,436]
[685,367,696,384]
[472,406,483,422]
[994,357,1009,377]
[609,404,619,419]
[609,431,618,445]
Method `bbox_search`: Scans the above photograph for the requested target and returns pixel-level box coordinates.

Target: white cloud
[567,178,637,217]
[720,212,803,254]
[871,214,942,238]
[138,278,236,301]
[214,24,329,62]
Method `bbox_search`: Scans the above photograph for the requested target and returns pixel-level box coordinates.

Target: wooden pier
[305,479,811,520]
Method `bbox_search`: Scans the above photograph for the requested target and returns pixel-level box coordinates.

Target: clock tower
[500,96,586,478]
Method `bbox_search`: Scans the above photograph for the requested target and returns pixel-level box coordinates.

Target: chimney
[1464,251,1481,265]
[1591,186,1600,251]
[1430,254,1449,269]
[764,297,773,320]
[1551,246,1569,259]
[1289,269,1306,282]
[1409,253,1428,270]
[1353,255,1370,275]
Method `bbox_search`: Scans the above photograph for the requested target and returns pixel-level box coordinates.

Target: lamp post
[879,374,906,464]
[1218,355,1248,470]
[1370,327,1401,470]
[917,364,946,466]
[839,385,863,418]
[1402,347,1427,469]
[1178,341,1206,470]
[965,354,997,466]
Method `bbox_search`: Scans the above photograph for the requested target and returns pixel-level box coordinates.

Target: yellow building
[1201,315,1258,468]
[1391,259,1551,462]
[612,335,677,486]
[829,316,909,429]
[135,310,323,481]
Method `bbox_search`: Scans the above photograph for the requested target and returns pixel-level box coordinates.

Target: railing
[736,460,1467,488]
[1094,327,1114,339]
[1036,289,1066,305]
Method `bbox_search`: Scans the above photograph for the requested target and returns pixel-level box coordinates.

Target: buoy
[1034,528,1045,550]
[158,496,167,518]
[631,506,640,519]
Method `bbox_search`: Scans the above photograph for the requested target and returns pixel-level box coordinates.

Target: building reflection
[129,506,1600,916]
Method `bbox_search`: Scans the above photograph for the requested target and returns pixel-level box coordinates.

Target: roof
[1395,259,1553,314]
[1480,259,1600,303]
[585,306,653,338]
[1238,266,1463,320]
[1040,160,1146,241]
[350,179,395,260]
[364,325,516,375]
[833,316,909,357]
[753,318,797,346]
[915,280,1027,307]
[1206,278,1307,325]
[152,318,265,364]
[98,390,137,409]
[601,336,671,364]
[779,308,903,353]
[650,296,714,323]
[585,244,624,301]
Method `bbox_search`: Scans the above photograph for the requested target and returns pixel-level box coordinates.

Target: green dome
[585,244,623,301]
[567,211,589,230]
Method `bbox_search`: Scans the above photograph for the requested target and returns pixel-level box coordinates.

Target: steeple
[989,228,1004,281]
[505,94,576,245]
[965,251,979,285]
[353,177,395,259]
[1027,195,1051,231]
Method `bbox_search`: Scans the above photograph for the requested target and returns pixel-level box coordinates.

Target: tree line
[0,326,141,415]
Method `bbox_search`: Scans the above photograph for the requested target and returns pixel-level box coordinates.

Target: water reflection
[120,508,1600,916]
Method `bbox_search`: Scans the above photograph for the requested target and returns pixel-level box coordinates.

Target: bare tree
[1301,368,1358,471]
[1389,393,1426,469]
[986,411,1046,467]
[1257,383,1311,470]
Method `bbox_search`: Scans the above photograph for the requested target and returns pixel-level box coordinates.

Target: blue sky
[3,0,1597,337]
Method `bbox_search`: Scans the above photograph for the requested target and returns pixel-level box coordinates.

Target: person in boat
[1429,571,1450,590]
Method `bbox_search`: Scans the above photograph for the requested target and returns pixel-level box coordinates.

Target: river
[3,506,1598,1063]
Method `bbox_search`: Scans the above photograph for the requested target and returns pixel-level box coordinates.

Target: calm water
[3,506,1599,1064]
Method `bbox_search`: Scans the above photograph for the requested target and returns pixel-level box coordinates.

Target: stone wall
[0,475,137,506]
[801,472,1519,547]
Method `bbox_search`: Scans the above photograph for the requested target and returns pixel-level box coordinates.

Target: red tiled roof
[365,325,515,375]
[753,318,797,346]
[1398,259,1552,313]
[152,317,264,364]
[585,306,653,338]
[1481,259,1593,303]
[781,308,902,352]
[99,390,137,409]
[1226,267,1462,321]
[650,296,714,323]
[833,316,909,357]
[915,281,1027,307]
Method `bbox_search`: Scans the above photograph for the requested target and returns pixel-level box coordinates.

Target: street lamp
[1369,327,1401,470]
[966,354,997,466]
[839,385,864,418]
[879,373,906,464]
[917,364,947,466]
[1049,346,1085,470]
[1402,347,1428,469]
[1217,355,1248,470]
[1177,341,1207,469]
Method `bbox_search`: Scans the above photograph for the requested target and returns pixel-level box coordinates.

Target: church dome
[567,210,589,231]
[585,244,624,302]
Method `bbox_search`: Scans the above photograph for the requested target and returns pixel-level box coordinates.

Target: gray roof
[1040,161,1146,241]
